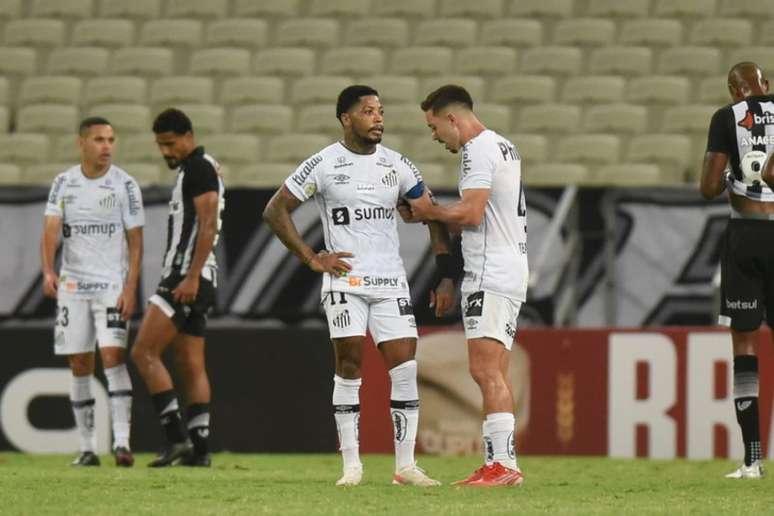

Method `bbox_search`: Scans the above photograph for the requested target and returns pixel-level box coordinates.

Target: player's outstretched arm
[263,185,353,275]
[117,227,143,321]
[700,151,728,199]
[40,215,62,298]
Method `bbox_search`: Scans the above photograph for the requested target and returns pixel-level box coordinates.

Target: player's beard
[357,127,382,145]
[163,157,180,169]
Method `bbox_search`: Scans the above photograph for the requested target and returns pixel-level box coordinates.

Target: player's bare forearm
[40,216,62,275]
[262,185,316,265]
[186,191,219,280]
[427,221,451,256]
[124,227,143,290]
[700,152,728,199]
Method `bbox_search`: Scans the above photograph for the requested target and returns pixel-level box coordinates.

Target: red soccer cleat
[452,464,490,486]
[455,463,524,487]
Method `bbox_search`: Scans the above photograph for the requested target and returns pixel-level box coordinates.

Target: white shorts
[461,290,522,350]
[322,291,418,344]
[54,291,128,355]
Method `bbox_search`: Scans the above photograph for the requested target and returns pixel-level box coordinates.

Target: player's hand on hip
[431,278,455,317]
[42,272,59,299]
[308,250,353,276]
[116,287,136,321]
[172,275,199,304]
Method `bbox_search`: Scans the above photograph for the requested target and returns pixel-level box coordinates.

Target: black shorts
[719,218,774,331]
[149,273,216,337]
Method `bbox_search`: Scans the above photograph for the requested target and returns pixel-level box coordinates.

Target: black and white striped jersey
[161,146,225,282]
[707,94,774,201]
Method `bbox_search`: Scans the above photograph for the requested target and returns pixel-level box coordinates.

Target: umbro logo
[737,400,752,411]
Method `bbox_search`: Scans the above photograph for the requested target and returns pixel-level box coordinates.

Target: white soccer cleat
[336,465,363,486]
[725,461,765,479]
[392,464,441,486]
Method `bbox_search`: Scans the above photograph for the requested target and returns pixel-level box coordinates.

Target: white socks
[333,375,362,470]
[389,360,419,472]
[105,364,132,450]
[483,412,517,470]
[70,375,96,453]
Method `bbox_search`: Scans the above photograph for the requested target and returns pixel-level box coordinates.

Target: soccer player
[408,85,527,486]
[705,62,774,479]
[41,117,144,467]
[131,109,225,467]
[262,85,455,486]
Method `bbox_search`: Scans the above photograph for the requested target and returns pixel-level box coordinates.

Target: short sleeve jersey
[458,130,528,301]
[45,164,145,296]
[285,142,424,297]
[706,94,774,201]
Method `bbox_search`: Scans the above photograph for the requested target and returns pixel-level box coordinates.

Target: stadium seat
[561,76,626,104]
[31,0,93,18]
[507,133,548,164]
[47,47,108,76]
[456,47,517,76]
[422,77,485,104]
[0,133,50,165]
[321,47,384,76]
[391,47,453,76]
[588,47,652,76]
[111,47,173,77]
[521,46,582,76]
[627,133,693,170]
[202,134,261,165]
[659,46,720,76]
[0,0,22,20]
[594,164,663,186]
[523,163,591,186]
[173,105,224,135]
[480,19,543,48]
[418,162,458,189]
[408,138,461,164]
[84,76,147,106]
[99,0,160,19]
[206,19,269,49]
[166,0,227,19]
[654,0,716,17]
[0,106,8,132]
[267,134,330,162]
[415,19,477,47]
[346,18,409,48]
[139,19,203,48]
[759,21,774,45]
[150,77,213,107]
[232,163,295,188]
[383,104,428,133]
[230,104,293,134]
[364,76,419,104]
[71,19,135,48]
[728,48,774,77]
[23,163,75,185]
[491,75,556,104]
[220,77,284,106]
[558,134,620,165]
[310,0,369,17]
[627,76,690,105]
[0,78,8,106]
[374,0,435,17]
[0,164,22,185]
[720,0,774,17]
[254,48,316,76]
[19,76,82,106]
[290,76,353,105]
[297,104,341,135]
[190,48,251,77]
[584,104,648,134]
[618,19,683,47]
[379,135,406,154]
[87,104,150,134]
[698,76,731,105]
[518,104,581,133]
[0,47,37,77]
[441,0,503,17]
[474,104,511,133]
[4,19,66,47]
[18,104,78,134]
[690,19,752,47]
[662,105,717,134]
[510,0,573,17]
[274,19,339,48]
[233,0,299,17]
[117,134,158,163]
[587,0,650,17]
[553,18,615,47]
[120,162,162,186]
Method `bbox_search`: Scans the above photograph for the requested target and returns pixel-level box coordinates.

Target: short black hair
[152,108,193,135]
[79,116,111,135]
[420,85,474,114]
[336,85,379,120]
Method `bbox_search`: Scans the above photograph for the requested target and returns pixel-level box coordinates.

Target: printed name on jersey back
[291,155,323,186]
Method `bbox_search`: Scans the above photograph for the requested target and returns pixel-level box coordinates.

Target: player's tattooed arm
[263,185,353,275]
[117,227,143,320]
[700,151,728,199]
[40,215,62,298]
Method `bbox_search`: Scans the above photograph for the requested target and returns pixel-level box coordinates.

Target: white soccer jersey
[45,164,145,297]
[285,142,424,297]
[458,130,528,301]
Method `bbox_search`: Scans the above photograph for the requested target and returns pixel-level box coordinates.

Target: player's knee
[336,357,361,379]
[130,344,151,370]
[68,354,93,376]
[468,362,499,388]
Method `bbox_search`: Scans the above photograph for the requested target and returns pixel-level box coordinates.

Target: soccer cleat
[113,446,134,467]
[725,460,765,479]
[456,463,524,487]
[336,465,363,486]
[392,464,441,486]
[71,451,100,466]
[178,453,211,467]
[147,441,193,468]
[452,464,489,485]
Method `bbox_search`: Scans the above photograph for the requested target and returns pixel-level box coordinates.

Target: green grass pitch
[1,453,772,515]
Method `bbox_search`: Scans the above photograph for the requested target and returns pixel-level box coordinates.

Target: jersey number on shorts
[327,292,347,305]
[56,306,69,327]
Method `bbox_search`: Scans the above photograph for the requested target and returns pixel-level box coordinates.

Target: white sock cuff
[105,364,132,392]
[333,375,361,406]
[484,412,515,433]
[70,375,93,402]
[388,360,418,401]
[188,413,210,429]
